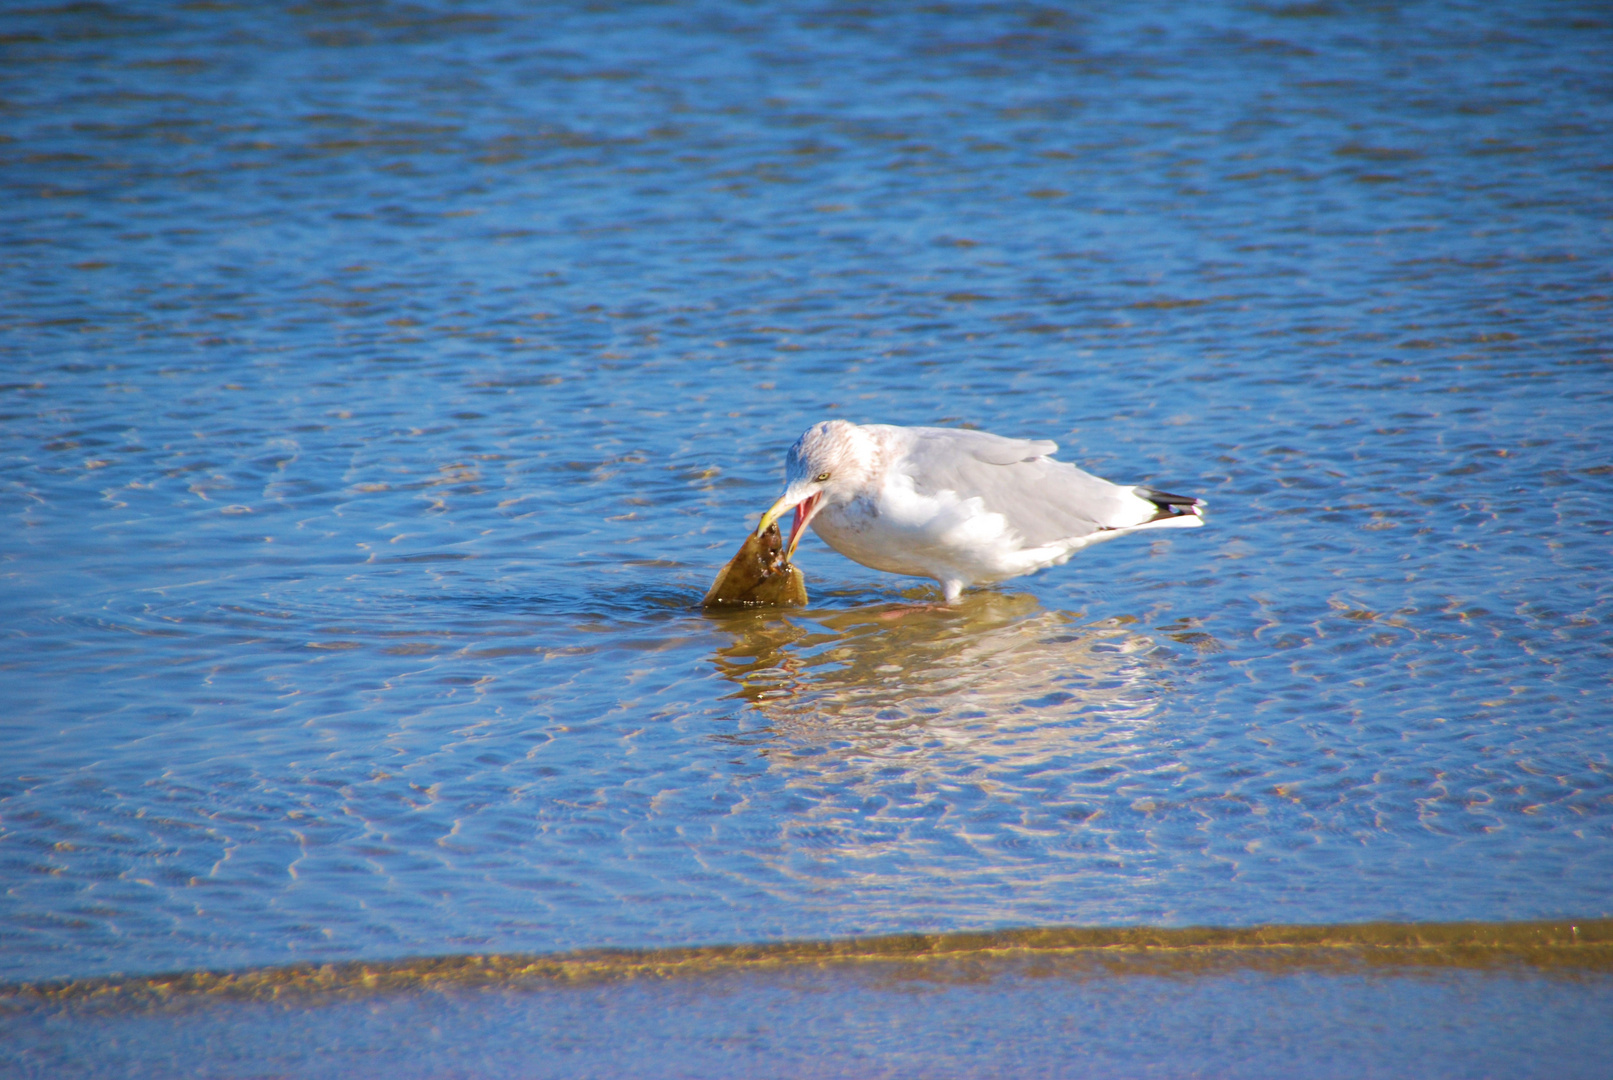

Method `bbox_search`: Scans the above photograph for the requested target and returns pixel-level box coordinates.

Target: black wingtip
[1137,486,1205,521]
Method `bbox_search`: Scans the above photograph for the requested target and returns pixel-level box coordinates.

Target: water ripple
[1,0,1610,987]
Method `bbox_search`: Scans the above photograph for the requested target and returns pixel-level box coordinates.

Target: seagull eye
[814,472,831,482]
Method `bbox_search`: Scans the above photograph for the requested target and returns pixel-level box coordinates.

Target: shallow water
[2,0,1611,1033]
[9,969,1609,1080]
[6,922,1612,1079]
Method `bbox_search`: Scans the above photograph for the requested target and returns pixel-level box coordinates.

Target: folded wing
[897,427,1195,549]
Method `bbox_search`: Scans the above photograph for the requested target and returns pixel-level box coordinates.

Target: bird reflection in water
[704,591,1166,770]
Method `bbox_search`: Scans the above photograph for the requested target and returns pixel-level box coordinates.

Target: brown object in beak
[701,522,808,608]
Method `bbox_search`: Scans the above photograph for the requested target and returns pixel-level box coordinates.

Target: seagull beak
[757,485,823,562]
[756,493,797,538]
[785,492,823,562]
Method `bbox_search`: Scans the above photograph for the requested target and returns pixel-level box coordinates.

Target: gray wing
[902,426,1057,465]
[898,428,1145,546]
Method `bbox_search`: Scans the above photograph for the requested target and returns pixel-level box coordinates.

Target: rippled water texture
[2,0,1611,1001]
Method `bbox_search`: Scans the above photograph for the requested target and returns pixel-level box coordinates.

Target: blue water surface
[2,0,1611,986]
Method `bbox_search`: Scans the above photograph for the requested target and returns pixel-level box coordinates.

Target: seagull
[756,420,1205,602]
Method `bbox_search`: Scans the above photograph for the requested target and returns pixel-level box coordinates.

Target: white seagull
[756,420,1205,602]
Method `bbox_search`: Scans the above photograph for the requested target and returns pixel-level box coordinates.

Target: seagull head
[756,420,873,561]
